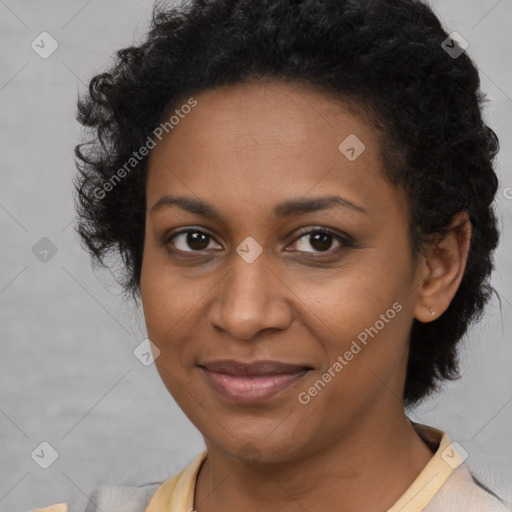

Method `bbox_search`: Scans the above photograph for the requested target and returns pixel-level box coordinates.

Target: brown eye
[290,228,353,254]
[167,230,219,252]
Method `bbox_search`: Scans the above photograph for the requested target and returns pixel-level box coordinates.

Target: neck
[194,410,435,512]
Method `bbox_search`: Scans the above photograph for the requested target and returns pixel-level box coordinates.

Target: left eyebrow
[150,194,368,218]
[273,195,368,217]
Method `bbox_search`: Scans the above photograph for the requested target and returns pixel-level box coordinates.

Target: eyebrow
[150,194,368,218]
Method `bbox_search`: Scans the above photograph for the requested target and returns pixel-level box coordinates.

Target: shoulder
[81,469,187,512]
[30,451,206,512]
[83,481,163,512]
[31,505,68,512]
[30,482,163,512]
[425,463,512,512]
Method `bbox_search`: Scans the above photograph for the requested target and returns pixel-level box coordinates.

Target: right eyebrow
[150,194,368,218]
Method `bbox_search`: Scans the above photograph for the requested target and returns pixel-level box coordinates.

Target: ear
[414,212,471,323]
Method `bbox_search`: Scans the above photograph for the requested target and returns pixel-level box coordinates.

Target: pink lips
[199,360,311,403]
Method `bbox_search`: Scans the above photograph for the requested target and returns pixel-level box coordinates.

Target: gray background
[0,1,511,511]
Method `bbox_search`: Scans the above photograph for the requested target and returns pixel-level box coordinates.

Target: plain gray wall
[0,1,511,511]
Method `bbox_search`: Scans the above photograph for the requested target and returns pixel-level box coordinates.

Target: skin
[140,78,471,512]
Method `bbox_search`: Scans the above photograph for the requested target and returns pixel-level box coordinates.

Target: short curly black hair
[74,0,500,407]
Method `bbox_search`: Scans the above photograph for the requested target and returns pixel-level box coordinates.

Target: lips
[199,360,312,403]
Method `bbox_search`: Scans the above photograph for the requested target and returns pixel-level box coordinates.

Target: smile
[198,360,312,403]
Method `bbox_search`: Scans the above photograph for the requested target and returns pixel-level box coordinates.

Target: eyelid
[290,226,355,248]
[165,225,355,254]
[165,226,222,251]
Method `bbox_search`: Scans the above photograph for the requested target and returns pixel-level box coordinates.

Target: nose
[207,251,293,341]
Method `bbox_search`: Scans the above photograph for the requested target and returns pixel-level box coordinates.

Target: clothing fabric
[32,421,511,512]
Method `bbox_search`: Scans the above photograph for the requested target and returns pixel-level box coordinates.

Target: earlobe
[414,212,471,323]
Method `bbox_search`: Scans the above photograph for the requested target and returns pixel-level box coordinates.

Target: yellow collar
[145,422,463,512]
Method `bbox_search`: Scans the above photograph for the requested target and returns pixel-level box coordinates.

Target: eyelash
[164,227,355,256]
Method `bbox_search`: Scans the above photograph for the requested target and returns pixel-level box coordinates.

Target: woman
[36,0,511,510]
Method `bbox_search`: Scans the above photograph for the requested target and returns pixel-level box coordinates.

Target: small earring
[429,307,435,316]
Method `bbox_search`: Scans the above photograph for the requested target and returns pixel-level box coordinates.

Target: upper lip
[199,360,311,377]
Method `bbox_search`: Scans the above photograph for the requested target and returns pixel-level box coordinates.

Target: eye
[289,228,354,254]
[166,229,221,252]
[165,227,354,255]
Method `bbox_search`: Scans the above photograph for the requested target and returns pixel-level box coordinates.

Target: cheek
[293,255,412,392]
[140,246,198,338]
[140,259,198,401]
[297,260,407,336]
[140,245,216,390]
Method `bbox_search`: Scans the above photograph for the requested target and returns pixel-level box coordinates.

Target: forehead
[150,79,379,159]
[145,79,405,224]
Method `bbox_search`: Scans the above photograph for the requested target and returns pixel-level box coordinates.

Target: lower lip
[201,368,309,403]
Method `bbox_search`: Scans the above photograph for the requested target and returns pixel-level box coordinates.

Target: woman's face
[140,79,425,463]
